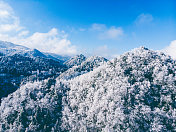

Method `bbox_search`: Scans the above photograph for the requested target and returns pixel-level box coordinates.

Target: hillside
[61,47,176,131]
[0,41,70,99]
[64,54,86,68]
[0,41,67,63]
[0,41,45,58]
[0,47,175,131]
[59,56,108,80]
[0,54,67,100]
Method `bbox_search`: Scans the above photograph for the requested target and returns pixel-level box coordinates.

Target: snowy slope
[0,79,64,131]
[0,47,175,131]
[0,53,67,99]
[59,56,108,80]
[0,41,47,58]
[64,54,86,68]
[61,47,176,131]
[0,41,69,62]
[0,41,30,55]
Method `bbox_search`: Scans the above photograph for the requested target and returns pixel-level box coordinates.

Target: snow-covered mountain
[64,54,86,68]
[0,41,72,100]
[0,47,175,131]
[59,56,108,80]
[0,79,63,131]
[0,41,46,58]
[0,41,69,62]
[0,53,67,100]
[0,41,108,101]
[61,47,176,131]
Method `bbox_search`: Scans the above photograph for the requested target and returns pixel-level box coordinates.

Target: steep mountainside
[0,47,175,131]
[0,54,107,131]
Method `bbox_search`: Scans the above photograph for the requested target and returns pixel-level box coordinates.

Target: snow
[0,47,175,131]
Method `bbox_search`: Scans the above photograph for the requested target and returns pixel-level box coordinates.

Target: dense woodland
[0,44,175,131]
[0,54,67,99]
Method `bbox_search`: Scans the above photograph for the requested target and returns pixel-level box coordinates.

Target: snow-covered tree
[0,78,68,131]
[59,56,108,80]
[0,47,175,131]
[61,47,176,131]
[64,54,86,68]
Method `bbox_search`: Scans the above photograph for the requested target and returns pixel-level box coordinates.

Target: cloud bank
[0,0,77,56]
[19,28,77,55]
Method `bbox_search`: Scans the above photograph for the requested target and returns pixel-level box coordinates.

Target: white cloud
[0,10,10,17]
[18,30,29,37]
[90,23,106,31]
[99,27,123,39]
[93,45,119,59]
[0,0,77,56]
[0,28,77,56]
[19,28,77,55]
[0,1,23,33]
[94,45,109,57]
[162,40,176,59]
[90,23,123,40]
[0,1,12,18]
[135,13,153,25]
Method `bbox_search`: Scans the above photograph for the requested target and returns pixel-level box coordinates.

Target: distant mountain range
[0,40,70,62]
[0,41,72,99]
[0,41,109,100]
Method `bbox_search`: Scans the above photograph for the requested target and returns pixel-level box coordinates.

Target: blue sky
[1,0,176,58]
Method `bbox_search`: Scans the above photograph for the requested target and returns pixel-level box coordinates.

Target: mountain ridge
[0,40,70,62]
[0,47,175,131]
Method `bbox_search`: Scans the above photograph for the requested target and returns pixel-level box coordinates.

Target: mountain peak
[64,54,86,68]
[0,40,29,49]
[0,47,175,131]
[59,55,108,80]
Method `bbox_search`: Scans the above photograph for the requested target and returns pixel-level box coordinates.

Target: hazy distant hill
[0,41,69,63]
[44,52,70,62]
[0,41,46,58]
